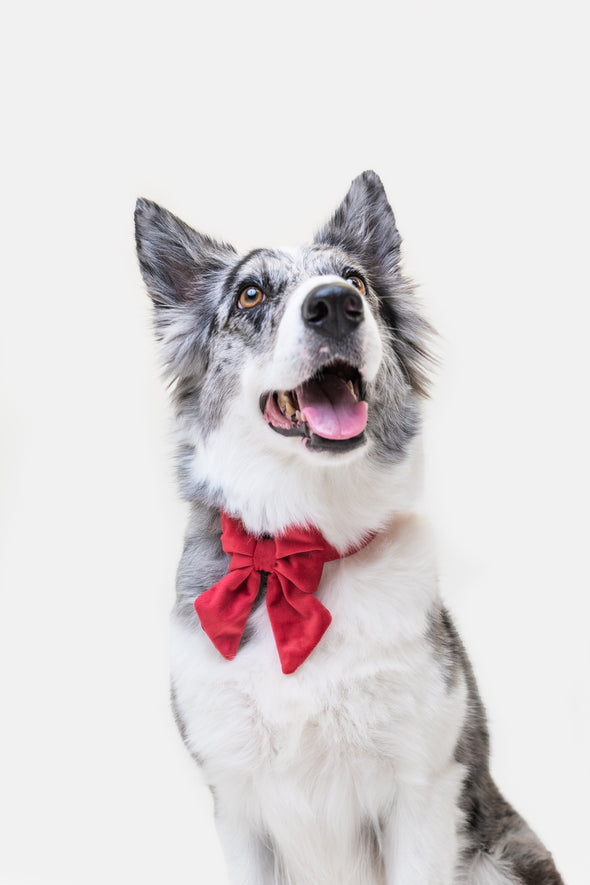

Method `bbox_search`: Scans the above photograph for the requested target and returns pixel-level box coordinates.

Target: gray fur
[425,602,563,882]
[425,604,463,692]
[134,198,237,382]
[174,503,226,624]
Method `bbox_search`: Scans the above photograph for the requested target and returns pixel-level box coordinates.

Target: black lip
[305,431,367,453]
[263,414,367,453]
[267,420,311,438]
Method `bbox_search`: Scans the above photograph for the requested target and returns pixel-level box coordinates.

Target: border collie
[135,171,563,884]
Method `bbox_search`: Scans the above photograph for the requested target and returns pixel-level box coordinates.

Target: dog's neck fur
[187,418,425,551]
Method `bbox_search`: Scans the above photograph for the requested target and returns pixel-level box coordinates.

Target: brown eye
[346,275,366,296]
[238,286,265,309]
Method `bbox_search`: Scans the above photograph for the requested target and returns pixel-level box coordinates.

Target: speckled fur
[135,171,563,884]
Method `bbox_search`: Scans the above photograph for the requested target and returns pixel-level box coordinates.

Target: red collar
[194,511,375,674]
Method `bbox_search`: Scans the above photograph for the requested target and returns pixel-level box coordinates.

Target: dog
[134,171,563,884]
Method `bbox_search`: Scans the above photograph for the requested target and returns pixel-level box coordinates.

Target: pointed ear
[134,198,236,310]
[135,199,237,380]
[317,174,433,396]
[314,171,401,273]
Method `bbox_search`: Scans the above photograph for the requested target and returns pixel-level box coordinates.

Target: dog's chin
[259,360,369,457]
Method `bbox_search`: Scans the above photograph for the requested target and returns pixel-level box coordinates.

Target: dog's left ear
[314,171,401,274]
[317,172,434,396]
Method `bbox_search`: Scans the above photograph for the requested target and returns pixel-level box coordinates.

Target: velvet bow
[194,512,366,674]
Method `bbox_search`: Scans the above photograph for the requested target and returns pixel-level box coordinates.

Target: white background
[1,1,588,883]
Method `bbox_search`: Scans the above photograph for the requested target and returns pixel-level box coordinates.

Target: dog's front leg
[381,772,462,885]
[215,801,276,885]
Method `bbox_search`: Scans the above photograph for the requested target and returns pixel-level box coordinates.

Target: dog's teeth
[294,409,301,422]
[346,379,360,400]
[278,391,295,416]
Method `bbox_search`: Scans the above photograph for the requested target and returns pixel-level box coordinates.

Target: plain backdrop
[1,1,588,883]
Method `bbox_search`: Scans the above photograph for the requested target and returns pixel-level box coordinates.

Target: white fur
[460,855,516,885]
[171,510,469,884]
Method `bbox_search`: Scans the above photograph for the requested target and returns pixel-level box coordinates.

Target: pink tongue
[296,375,368,440]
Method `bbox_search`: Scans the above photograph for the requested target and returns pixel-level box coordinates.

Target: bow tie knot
[252,537,276,573]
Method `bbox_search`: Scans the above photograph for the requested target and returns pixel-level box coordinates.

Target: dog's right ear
[135,199,237,379]
[134,198,236,311]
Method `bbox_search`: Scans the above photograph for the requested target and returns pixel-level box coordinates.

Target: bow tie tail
[194,568,261,661]
[266,573,332,674]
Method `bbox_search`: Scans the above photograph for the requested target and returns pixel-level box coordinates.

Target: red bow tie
[194,512,373,674]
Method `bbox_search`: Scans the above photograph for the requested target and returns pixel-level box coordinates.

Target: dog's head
[135,172,432,534]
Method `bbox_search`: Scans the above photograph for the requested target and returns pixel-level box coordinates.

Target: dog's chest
[171,515,464,802]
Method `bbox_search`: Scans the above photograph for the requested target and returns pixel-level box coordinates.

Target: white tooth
[294,410,301,423]
[278,391,297,417]
[346,379,359,400]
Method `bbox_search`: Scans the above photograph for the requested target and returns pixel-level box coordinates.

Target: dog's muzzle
[259,280,370,454]
[302,283,364,339]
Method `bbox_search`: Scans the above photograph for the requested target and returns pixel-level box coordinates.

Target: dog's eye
[346,275,366,296]
[238,286,265,309]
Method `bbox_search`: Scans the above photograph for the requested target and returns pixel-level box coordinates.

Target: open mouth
[260,361,368,453]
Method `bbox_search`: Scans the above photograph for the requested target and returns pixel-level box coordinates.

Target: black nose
[302,284,364,339]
